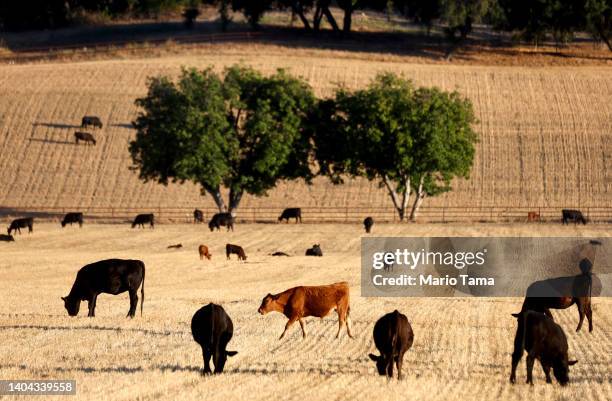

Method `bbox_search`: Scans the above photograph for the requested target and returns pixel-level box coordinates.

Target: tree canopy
[130,65,316,213]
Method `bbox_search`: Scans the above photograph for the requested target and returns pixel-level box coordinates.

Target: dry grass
[0,47,610,213]
[0,223,610,401]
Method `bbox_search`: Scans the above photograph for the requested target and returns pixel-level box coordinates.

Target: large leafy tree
[130,65,315,213]
[586,0,612,50]
[312,73,477,221]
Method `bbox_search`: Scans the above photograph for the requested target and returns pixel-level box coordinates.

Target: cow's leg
[543,308,553,319]
[127,289,138,318]
[385,355,394,378]
[542,362,552,383]
[525,353,535,385]
[396,352,405,380]
[87,294,97,317]
[586,302,593,332]
[510,324,523,384]
[279,317,298,340]
[576,302,585,332]
[298,318,306,338]
[335,313,346,339]
[202,348,212,375]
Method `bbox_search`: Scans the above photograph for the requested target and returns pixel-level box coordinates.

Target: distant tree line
[130,66,477,221]
[0,1,609,52]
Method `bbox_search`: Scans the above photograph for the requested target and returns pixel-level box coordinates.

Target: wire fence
[1,205,610,224]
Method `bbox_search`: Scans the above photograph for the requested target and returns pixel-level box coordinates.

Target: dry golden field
[0,223,611,401]
[0,45,610,215]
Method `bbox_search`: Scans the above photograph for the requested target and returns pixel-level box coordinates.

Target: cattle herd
[1,205,596,383]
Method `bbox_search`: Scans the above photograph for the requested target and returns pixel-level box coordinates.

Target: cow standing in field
[132,213,154,229]
[305,244,322,256]
[7,217,33,235]
[510,311,578,385]
[516,294,593,333]
[209,213,234,232]
[363,217,374,233]
[527,212,540,222]
[368,310,414,380]
[562,209,586,225]
[74,131,96,145]
[61,212,83,227]
[226,244,246,261]
[193,209,204,223]
[278,208,302,223]
[81,116,103,129]
[191,303,238,374]
[258,282,353,339]
[62,259,145,318]
[199,245,212,260]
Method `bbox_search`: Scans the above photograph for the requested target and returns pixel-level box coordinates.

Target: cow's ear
[226,351,238,357]
[511,313,520,318]
[368,353,379,362]
[61,296,66,302]
[568,360,578,366]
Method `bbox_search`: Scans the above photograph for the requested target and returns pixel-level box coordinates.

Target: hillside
[0,46,610,217]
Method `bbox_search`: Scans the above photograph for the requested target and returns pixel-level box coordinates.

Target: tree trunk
[321,6,340,32]
[342,5,352,33]
[313,6,322,31]
[228,188,243,214]
[597,25,612,51]
[382,175,410,221]
[292,2,311,30]
[204,187,227,213]
[409,176,426,222]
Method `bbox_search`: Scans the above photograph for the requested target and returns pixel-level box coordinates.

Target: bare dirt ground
[1,223,610,401]
[0,48,610,213]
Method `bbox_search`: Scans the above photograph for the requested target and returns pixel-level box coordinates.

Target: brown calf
[226,244,246,261]
[258,282,353,340]
[198,245,212,260]
[527,211,540,222]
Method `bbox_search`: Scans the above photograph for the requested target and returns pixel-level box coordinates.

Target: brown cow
[527,212,540,222]
[258,282,353,340]
[226,244,246,261]
[199,245,212,260]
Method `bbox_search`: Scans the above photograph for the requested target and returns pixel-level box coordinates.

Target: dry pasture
[0,223,611,401]
[0,47,610,213]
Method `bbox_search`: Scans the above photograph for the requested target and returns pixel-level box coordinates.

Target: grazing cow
[7,217,33,235]
[132,213,154,229]
[271,251,290,256]
[363,216,374,233]
[516,295,593,333]
[74,131,96,145]
[226,244,246,261]
[168,243,183,249]
[278,208,302,223]
[258,282,353,339]
[199,245,212,260]
[305,244,322,257]
[209,213,234,232]
[193,209,204,223]
[61,212,83,228]
[527,212,540,222]
[510,311,578,385]
[368,310,414,379]
[62,259,145,318]
[191,303,237,374]
[0,234,15,242]
[562,209,586,225]
[81,116,103,129]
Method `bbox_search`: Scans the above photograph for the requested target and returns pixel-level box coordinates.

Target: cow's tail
[140,262,145,316]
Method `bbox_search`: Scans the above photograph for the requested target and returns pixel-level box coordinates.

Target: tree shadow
[33,122,81,129]
[111,123,134,129]
[28,137,74,145]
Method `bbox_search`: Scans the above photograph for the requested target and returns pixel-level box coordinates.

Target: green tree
[586,0,612,50]
[231,0,273,29]
[130,66,316,213]
[313,73,477,221]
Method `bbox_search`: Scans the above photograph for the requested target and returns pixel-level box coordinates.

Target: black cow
[562,209,586,225]
[191,303,238,374]
[369,310,414,379]
[132,213,154,229]
[7,217,33,235]
[74,131,96,145]
[209,213,234,232]
[193,209,204,223]
[363,216,374,233]
[0,234,15,242]
[81,116,103,129]
[61,212,83,228]
[226,244,247,261]
[305,244,322,256]
[278,208,302,223]
[510,311,578,385]
[62,259,145,318]
[271,251,290,256]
